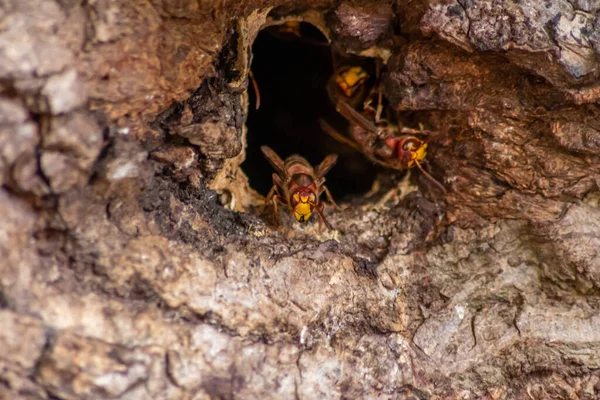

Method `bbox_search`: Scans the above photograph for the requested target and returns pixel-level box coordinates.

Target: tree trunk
[1,0,600,399]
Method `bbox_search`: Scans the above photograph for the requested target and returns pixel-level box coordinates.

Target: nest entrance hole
[241,22,379,202]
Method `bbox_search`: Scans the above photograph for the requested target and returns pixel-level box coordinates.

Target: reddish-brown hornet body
[321,66,447,193]
[261,146,338,230]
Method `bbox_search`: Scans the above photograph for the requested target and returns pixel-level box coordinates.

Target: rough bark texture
[1,0,600,399]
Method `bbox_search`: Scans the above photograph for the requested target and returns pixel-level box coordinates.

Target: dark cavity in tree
[242,22,379,200]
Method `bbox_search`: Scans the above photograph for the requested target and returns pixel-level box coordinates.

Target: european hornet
[271,21,302,38]
[260,146,338,230]
[321,64,447,193]
[267,21,328,46]
[326,65,369,110]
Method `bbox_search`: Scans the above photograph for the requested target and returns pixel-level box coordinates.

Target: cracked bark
[1,0,600,399]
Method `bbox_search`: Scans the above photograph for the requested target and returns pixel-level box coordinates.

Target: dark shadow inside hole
[242,23,379,201]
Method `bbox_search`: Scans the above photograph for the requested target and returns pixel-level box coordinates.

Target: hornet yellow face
[404,138,427,167]
[335,66,368,97]
[278,21,301,35]
[291,192,316,223]
[388,136,428,167]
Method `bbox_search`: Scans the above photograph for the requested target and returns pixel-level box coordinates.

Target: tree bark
[1,0,600,399]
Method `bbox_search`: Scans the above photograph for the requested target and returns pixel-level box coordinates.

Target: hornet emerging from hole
[260,146,338,230]
[321,62,447,193]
